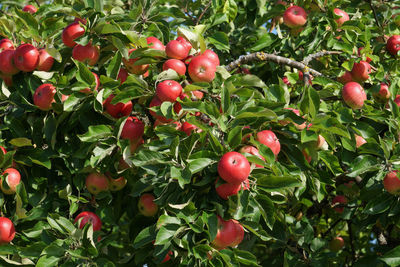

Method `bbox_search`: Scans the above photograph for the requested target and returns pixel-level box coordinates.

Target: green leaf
[380,245,400,267]
[155,224,180,245]
[9,138,32,147]
[133,225,156,248]
[78,125,113,142]
[187,158,214,174]
[227,126,242,149]
[106,52,122,79]
[256,175,301,190]
[75,61,95,86]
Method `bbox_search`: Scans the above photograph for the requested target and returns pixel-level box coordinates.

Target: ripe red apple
[387,35,400,56]
[80,72,99,94]
[0,39,14,51]
[22,5,37,14]
[329,236,344,252]
[191,90,204,100]
[138,193,158,217]
[230,220,244,247]
[85,173,109,195]
[117,68,128,84]
[72,43,99,66]
[14,44,39,72]
[146,37,164,50]
[165,40,190,60]
[211,216,242,249]
[358,47,372,63]
[282,76,291,85]
[332,195,348,213]
[149,96,172,123]
[180,121,200,136]
[201,49,220,66]
[239,145,265,168]
[188,55,217,83]
[0,49,19,75]
[383,171,400,195]
[338,71,353,84]
[122,49,149,75]
[36,49,54,72]
[121,116,145,140]
[0,74,13,87]
[74,211,102,231]
[351,61,371,83]
[256,130,281,157]
[162,59,186,75]
[108,176,127,191]
[176,36,192,50]
[33,83,56,111]
[173,93,189,114]
[333,8,349,27]
[283,6,307,28]
[218,152,251,185]
[1,168,21,195]
[215,179,242,200]
[342,82,366,109]
[0,217,15,244]
[373,83,391,102]
[156,80,183,102]
[103,94,133,118]
[130,137,144,153]
[62,22,85,48]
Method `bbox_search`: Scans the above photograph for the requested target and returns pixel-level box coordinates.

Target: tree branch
[348,221,356,263]
[303,51,342,66]
[368,0,381,30]
[321,219,342,238]
[196,0,212,25]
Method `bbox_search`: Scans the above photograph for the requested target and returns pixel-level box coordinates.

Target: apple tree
[0,0,399,266]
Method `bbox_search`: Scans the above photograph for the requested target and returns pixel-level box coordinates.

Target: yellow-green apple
[36,49,54,72]
[165,40,191,60]
[162,59,186,75]
[138,193,158,216]
[351,61,371,83]
[283,6,307,28]
[122,48,149,75]
[201,49,220,66]
[22,5,37,14]
[332,195,348,213]
[146,36,164,50]
[117,68,128,84]
[217,152,251,184]
[240,145,265,168]
[156,80,183,102]
[0,39,13,51]
[62,22,85,48]
[33,83,56,111]
[85,173,109,195]
[0,49,19,75]
[121,116,145,140]
[342,82,366,109]
[355,134,366,148]
[149,96,172,123]
[383,171,400,195]
[0,168,21,195]
[74,211,102,231]
[188,55,217,83]
[387,35,400,56]
[373,83,390,102]
[256,130,281,157]
[329,236,344,252]
[108,176,127,191]
[333,8,349,27]
[338,71,353,84]
[14,44,39,72]
[103,94,132,118]
[0,217,15,244]
[80,72,99,94]
[72,43,99,66]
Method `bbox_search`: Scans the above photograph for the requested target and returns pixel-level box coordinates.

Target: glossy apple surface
[218,152,251,184]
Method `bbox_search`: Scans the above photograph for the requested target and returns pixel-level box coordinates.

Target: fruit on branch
[80,72,99,94]
[201,49,220,66]
[342,82,366,109]
[188,55,217,83]
[173,93,188,114]
[146,36,165,50]
[191,90,204,100]
[332,195,348,213]
[180,121,200,136]
[0,49,19,75]
[36,49,54,72]
[338,71,353,84]
[161,251,173,263]
[215,178,242,200]
[149,96,172,123]
[256,130,281,157]
[373,83,390,102]
[33,83,56,111]
[122,49,149,75]
[283,108,306,130]
[329,236,344,252]
[387,35,400,56]
[85,173,109,195]
[1,168,21,195]
[156,80,183,102]
[74,211,102,231]
[176,36,192,51]
[130,137,144,153]
[0,217,15,244]
[383,171,400,195]
[138,193,158,217]
[239,145,265,168]
[22,5,37,14]
[103,94,133,118]
[108,176,127,191]
[351,61,371,83]
[218,152,251,184]
[165,40,191,60]
[72,43,100,66]
[333,8,349,27]
[283,6,307,28]
[231,220,245,247]
[14,44,39,72]
[162,59,186,75]
[355,134,366,148]
[0,39,14,50]
[211,216,244,249]
[117,68,128,84]
[62,22,85,48]
[121,116,145,140]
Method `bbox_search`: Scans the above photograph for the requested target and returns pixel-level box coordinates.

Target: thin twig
[196,0,212,25]
[321,219,342,238]
[348,221,356,264]
[303,51,342,66]
[34,0,40,7]
[369,0,381,30]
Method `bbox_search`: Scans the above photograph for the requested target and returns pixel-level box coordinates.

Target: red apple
[351,61,371,83]
[162,251,173,263]
[329,236,344,252]
[130,137,144,153]
[230,220,244,247]
[302,149,311,163]
[156,80,182,102]
[13,44,39,72]
[121,116,145,140]
[180,121,201,136]
[0,39,14,51]
[188,55,217,83]
[138,193,158,217]
[108,176,127,191]
[387,35,400,56]
[338,71,353,84]
[201,49,220,66]
[117,68,128,84]
[103,94,133,118]
[215,179,242,200]
[85,173,109,195]
[22,5,37,14]
[332,195,348,213]
[333,8,349,27]
[283,108,306,130]
[191,90,204,100]
[256,130,281,157]
[74,211,102,231]
[176,36,192,50]
[0,217,15,244]
[62,22,85,48]
[218,152,251,185]
[162,59,186,75]
[358,47,372,63]
[211,216,242,249]
[149,96,172,123]
[72,43,99,66]
[165,40,190,60]
[394,95,400,107]
[33,83,56,111]
[173,93,189,114]
[283,6,307,28]
[239,145,265,168]
[0,74,12,87]
[0,49,19,75]
[36,49,54,72]
[282,76,291,85]
[383,171,400,195]
[1,168,21,195]
[146,37,164,50]
[342,82,366,109]
[80,72,99,94]
[374,83,391,102]
[122,49,149,75]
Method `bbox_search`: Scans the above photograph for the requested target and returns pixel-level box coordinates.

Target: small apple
[146,36,164,50]
[338,71,353,84]
[342,82,366,109]
[117,68,128,84]
[383,171,400,195]
[333,8,349,27]
[74,211,102,231]
[188,55,217,83]
[283,6,307,28]
[351,61,371,83]
[108,176,127,191]
[332,195,348,213]
[72,43,100,66]
[218,152,251,184]
[285,108,306,130]
[33,83,56,111]
[316,135,327,150]
[85,173,109,195]
[162,59,186,75]
[329,236,344,252]
[1,168,21,195]
[180,121,200,136]
[191,90,204,100]
[36,49,54,72]
[282,76,291,85]
[0,49,19,75]
[122,49,149,75]
[62,22,85,48]
[201,49,220,66]
[355,134,366,148]
[149,96,172,123]
[13,44,39,72]
[80,72,99,94]
[0,39,14,51]
[373,83,390,103]
[121,116,145,140]
[211,216,242,249]
[239,145,265,168]
[215,179,242,200]
[103,94,133,118]
[22,5,37,14]
[395,95,400,107]
[138,193,158,217]
[256,130,281,157]
[387,35,400,56]
[156,80,183,102]
[165,40,190,60]
[0,217,15,244]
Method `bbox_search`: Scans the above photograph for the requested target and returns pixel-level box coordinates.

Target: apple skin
[333,8,349,27]
[163,59,186,75]
[161,251,173,263]
[256,130,281,157]
[146,37,164,50]
[342,82,366,109]
[180,121,200,136]
[355,135,366,148]
[0,39,14,51]
[72,43,100,66]
[36,49,54,72]
[62,22,85,48]
[149,96,172,123]
[191,90,204,100]
[85,173,109,195]
[13,44,39,72]
[165,40,190,60]
[33,83,56,111]
[0,217,15,244]
[173,93,189,114]
[329,236,344,252]
[80,72,99,94]
[176,36,192,50]
[1,168,21,195]
[74,211,102,231]
[332,195,348,213]
[121,116,145,140]
[188,55,217,83]
[211,216,243,249]
[117,68,128,84]
[138,193,158,217]
[0,49,20,75]
[373,83,391,102]
[103,95,133,118]
[395,95,400,107]
[239,145,265,168]
[108,176,127,191]
[284,108,306,130]
[22,5,37,14]
[130,137,144,153]
[156,80,183,102]
[338,71,353,84]
[0,74,12,87]
[387,35,400,56]
[215,178,242,200]
[122,49,149,75]
[316,135,327,150]
[201,49,220,66]
[230,220,244,247]
[383,171,400,195]
[283,6,307,28]
[351,61,371,83]
[282,76,290,85]
[218,152,251,185]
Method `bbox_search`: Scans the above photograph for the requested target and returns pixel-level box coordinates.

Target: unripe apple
[108,176,127,191]
[355,134,366,148]
[33,83,56,111]
[351,61,371,83]
[387,35,400,56]
[0,39,14,51]
[121,116,145,140]
[373,83,391,102]
[36,49,54,72]
[165,40,190,60]
[117,68,128,84]
[332,195,348,213]
[283,6,307,28]
[329,236,344,252]
[256,130,281,157]
[85,173,109,195]
[138,193,158,217]
[103,94,133,118]
[0,49,19,75]
[156,80,183,102]
[338,71,353,84]
[80,72,100,94]
[333,8,349,27]
[14,44,39,72]
[149,96,172,123]
[1,168,21,195]
[62,22,85,48]
[162,59,186,75]
[218,152,251,185]
[383,171,400,195]
[188,55,217,83]
[0,217,15,244]
[201,49,220,66]
[342,82,366,109]
[22,5,37,14]
[74,211,102,231]
[146,36,164,50]
[239,145,265,168]
[122,49,149,75]
[72,43,99,66]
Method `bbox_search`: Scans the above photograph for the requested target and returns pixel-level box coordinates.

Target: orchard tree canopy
[0,0,400,266]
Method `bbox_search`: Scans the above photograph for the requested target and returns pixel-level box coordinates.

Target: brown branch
[368,0,381,30]
[196,0,212,25]
[321,219,342,238]
[34,0,40,7]
[303,51,342,66]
